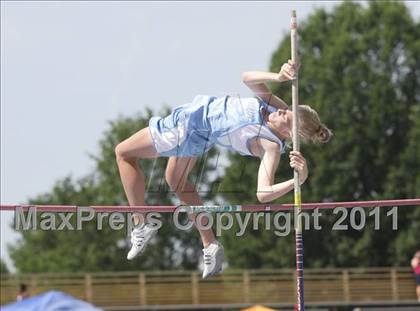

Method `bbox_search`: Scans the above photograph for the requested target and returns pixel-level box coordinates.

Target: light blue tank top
[203,95,285,156]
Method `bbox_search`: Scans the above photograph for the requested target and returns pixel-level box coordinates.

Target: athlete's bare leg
[115,127,158,225]
[165,156,216,247]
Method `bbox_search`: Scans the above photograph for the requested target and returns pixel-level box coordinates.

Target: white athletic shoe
[127,224,158,260]
[202,240,224,279]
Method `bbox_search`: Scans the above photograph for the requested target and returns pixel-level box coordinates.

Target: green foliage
[0,259,9,274]
[218,2,420,268]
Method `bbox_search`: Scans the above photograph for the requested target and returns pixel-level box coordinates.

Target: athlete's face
[268,108,293,138]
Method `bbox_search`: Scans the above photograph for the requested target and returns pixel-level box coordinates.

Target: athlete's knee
[115,142,133,162]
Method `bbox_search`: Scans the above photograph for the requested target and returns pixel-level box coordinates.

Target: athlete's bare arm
[242,60,299,110]
[254,138,307,203]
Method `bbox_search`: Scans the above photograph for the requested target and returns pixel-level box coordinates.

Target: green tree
[218,2,420,268]
[9,109,219,272]
[0,259,9,274]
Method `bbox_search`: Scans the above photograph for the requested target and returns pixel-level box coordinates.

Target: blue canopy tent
[1,291,103,311]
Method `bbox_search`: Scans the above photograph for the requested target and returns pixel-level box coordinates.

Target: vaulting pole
[291,10,305,311]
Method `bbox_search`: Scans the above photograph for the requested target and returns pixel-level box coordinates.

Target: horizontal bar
[0,198,418,213]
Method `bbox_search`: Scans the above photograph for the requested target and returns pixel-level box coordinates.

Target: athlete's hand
[289,151,308,185]
[279,59,300,81]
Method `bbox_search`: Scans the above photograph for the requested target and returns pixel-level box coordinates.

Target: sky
[1,1,419,272]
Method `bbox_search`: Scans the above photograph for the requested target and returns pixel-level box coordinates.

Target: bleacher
[1,267,417,309]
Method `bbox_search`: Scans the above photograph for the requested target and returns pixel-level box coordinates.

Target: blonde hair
[297,105,332,144]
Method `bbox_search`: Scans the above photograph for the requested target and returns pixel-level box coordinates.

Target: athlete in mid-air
[115,60,332,278]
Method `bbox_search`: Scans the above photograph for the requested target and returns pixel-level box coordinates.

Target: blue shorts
[148,95,217,157]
